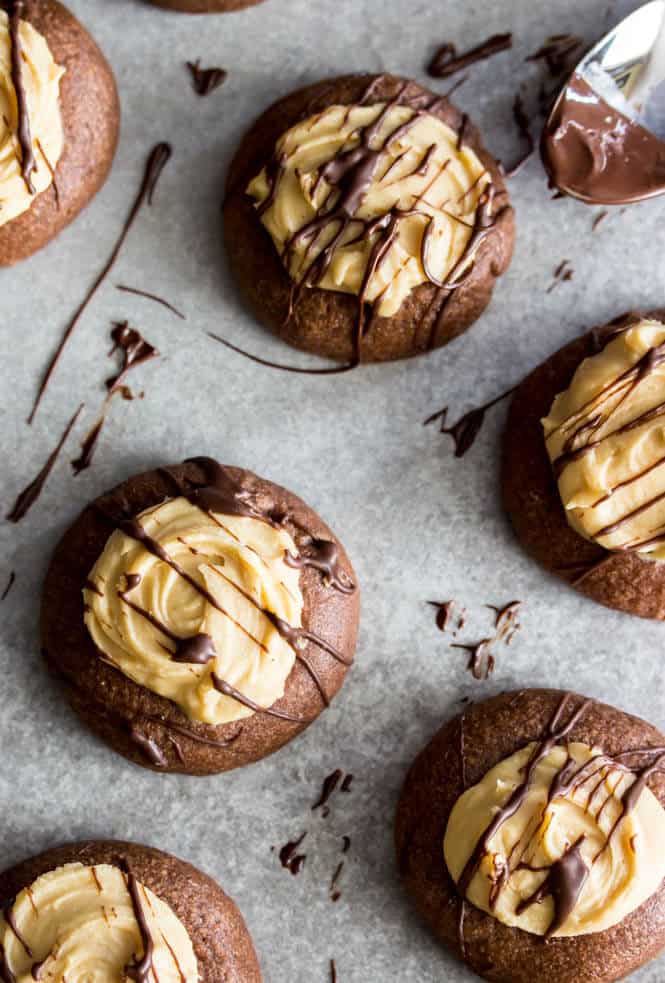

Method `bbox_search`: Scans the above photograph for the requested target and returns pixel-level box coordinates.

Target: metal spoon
[542,0,665,204]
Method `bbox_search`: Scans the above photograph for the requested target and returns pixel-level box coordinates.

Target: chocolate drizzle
[454,694,665,936]
[8,0,35,194]
[124,870,155,983]
[172,633,216,665]
[27,143,172,424]
[424,387,516,457]
[212,672,307,723]
[284,539,355,594]
[116,284,186,320]
[6,404,83,523]
[427,33,513,78]
[186,59,227,96]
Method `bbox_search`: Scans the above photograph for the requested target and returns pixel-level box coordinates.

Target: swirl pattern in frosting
[247,100,492,317]
[0,862,197,983]
[543,319,665,560]
[0,9,64,228]
[84,496,304,725]
[445,732,665,937]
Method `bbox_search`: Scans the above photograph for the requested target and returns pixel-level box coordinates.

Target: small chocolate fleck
[1,571,15,601]
[186,59,227,96]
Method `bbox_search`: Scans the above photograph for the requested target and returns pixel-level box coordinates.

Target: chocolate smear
[116,284,186,320]
[186,59,227,96]
[424,387,516,457]
[428,33,512,78]
[7,404,83,523]
[1,571,15,601]
[27,143,171,424]
[279,832,307,875]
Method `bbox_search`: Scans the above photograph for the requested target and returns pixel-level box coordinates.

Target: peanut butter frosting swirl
[445,697,665,938]
[543,319,665,560]
[0,862,197,983]
[247,99,492,317]
[0,8,64,228]
[84,496,304,725]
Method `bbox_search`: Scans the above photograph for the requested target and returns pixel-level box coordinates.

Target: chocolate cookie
[395,688,665,983]
[0,0,119,265]
[503,309,665,620]
[223,73,515,364]
[0,839,261,981]
[41,457,359,775]
[144,0,266,11]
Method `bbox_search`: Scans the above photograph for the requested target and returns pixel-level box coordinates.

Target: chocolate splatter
[428,33,513,78]
[592,210,609,232]
[341,836,351,853]
[6,404,83,523]
[279,833,307,875]
[547,259,574,293]
[1,571,15,601]
[452,638,495,680]
[428,599,465,634]
[313,770,343,811]
[340,773,353,793]
[27,143,171,424]
[330,860,344,902]
[186,59,227,96]
[116,284,186,320]
[424,387,516,457]
[448,599,522,679]
[526,34,585,77]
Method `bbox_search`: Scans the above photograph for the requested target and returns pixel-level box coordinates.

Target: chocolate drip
[124,871,155,983]
[172,633,216,665]
[27,143,171,424]
[106,322,158,394]
[516,836,589,937]
[428,599,463,633]
[424,386,515,457]
[427,33,512,78]
[8,1,35,194]
[6,404,83,522]
[1,571,15,601]
[456,694,591,897]
[313,769,343,811]
[279,833,306,875]
[284,539,355,594]
[211,672,307,722]
[116,284,186,320]
[186,59,227,96]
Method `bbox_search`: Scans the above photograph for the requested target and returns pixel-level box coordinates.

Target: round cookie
[395,688,665,983]
[0,839,261,982]
[223,73,515,364]
[144,0,265,11]
[41,457,359,775]
[503,309,665,620]
[0,0,119,265]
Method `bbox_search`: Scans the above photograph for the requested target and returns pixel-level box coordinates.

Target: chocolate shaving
[428,33,512,78]
[6,404,83,522]
[186,59,227,96]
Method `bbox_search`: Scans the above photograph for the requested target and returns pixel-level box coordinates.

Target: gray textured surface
[2,0,665,979]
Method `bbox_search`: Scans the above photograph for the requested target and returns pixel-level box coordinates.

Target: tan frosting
[0,10,64,227]
[0,862,197,982]
[543,319,665,559]
[247,102,491,316]
[84,497,304,725]
[444,741,665,937]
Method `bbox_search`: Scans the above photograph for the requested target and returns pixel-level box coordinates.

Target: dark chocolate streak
[124,870,155,983]
[218,76,508,373]
[424,386,516,457]
[427,33,513,78]
[1,571,15,601]
[6,404,83,522]
[116,284,186,320]
[455,694,665,935]
[27,143,172,424]
[7,0,35,193]
[186,59,227,96]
